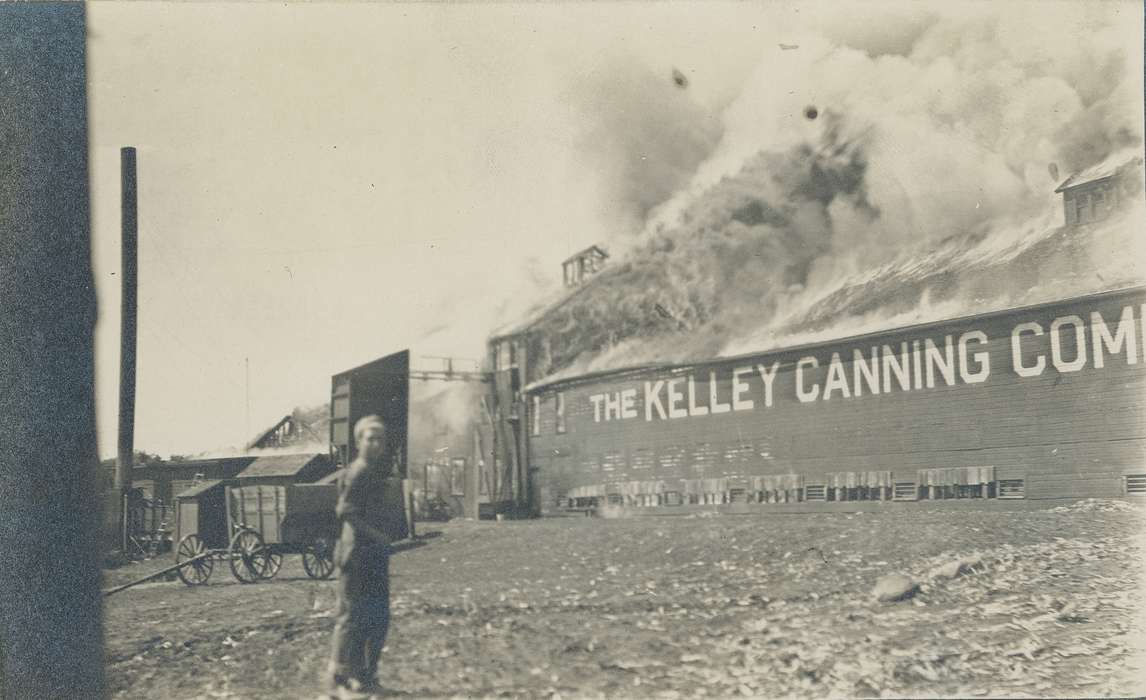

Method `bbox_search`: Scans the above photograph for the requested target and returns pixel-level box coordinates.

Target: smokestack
[116,146,138,553]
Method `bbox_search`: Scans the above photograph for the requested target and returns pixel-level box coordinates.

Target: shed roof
[315,469,344,485]
[1055,150,1143,192]
[235,453,328,479]
[133,457,254,471]
[175,479,226,500]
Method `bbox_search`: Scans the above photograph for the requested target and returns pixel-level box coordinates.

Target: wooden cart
[172,481,339,585]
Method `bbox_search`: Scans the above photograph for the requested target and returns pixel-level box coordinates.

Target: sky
[85,1,1142,458]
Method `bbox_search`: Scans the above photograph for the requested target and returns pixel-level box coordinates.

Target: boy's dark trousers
[329,552,391,686]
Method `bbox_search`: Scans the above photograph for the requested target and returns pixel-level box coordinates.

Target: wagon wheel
[303,537,335,580]
[260,549,283,581]
[228,528,269,584]
[175,534,213,586]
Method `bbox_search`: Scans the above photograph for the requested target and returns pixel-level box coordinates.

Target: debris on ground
[104,500,1146,699]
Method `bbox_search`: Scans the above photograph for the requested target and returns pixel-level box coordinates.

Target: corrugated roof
[235,453,327,479]
[174,479,226,499]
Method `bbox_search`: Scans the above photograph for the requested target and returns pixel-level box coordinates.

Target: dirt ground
[103,499,1146,699]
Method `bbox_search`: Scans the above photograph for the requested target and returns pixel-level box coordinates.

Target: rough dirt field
[104,499,1146,699]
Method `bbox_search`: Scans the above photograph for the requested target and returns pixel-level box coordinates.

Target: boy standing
[327,415,404,698]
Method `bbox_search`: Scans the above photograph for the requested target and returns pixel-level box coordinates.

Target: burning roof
[490,6,1144,386]
[1055,149,1144,193]
[494,128,1144,386]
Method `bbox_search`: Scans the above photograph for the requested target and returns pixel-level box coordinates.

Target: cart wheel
[303,538,335,580]
[175,534,213,586]
[261,550,283,581]
[228,528,268,584]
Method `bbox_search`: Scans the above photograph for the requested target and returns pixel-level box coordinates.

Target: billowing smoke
[571,57,724,234]
[515,3,1144,380]
[407,380,486,467]
[518,119,880,377]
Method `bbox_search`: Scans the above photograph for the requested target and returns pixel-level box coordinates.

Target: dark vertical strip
[117,146,137,551]
[0,2,106,698]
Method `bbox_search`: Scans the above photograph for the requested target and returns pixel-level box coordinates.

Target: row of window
[562,479,1028,509]
[531,392,566,436]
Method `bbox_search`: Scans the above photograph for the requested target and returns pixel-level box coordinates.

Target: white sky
[87,1,785,457]
[86,1,1134,458]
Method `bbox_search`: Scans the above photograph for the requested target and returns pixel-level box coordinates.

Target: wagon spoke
[303,538,336,580]
[261,551,283,580]
[176,534,213,586]
[228,528,267,584]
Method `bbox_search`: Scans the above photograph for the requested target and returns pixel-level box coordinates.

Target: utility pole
[117,146,138,553]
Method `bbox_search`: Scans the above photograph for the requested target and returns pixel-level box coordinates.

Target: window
[496,341,511,371]
[450,458,466,496]
[556,392,566,433]
[531,395,540,436]
[804,484,827,501]
[893,482,918,501]
[1125,474,1146,495]
[918,466,995,499]
[997,479,1025,499]
[1077,193,1091,223]
[630,448,653,470]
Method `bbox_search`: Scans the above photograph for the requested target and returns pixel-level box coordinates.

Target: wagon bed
[173,480,340,585]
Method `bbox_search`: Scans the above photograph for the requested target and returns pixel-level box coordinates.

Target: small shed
[233,453,336,486]
[174,479,231,550]
[1054,151,1142,226]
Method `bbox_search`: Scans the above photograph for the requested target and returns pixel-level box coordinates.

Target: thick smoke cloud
[654,5,1141,261]
[570,57,724,235]
[519,2,1144,379]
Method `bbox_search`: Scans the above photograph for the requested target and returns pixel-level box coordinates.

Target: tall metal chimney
[116,146,138,551]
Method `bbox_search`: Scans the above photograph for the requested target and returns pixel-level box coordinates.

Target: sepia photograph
[1,1,1144,698]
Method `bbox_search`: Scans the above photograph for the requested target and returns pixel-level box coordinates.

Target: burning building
[485,150,1146,515]
[525,286,1145,511]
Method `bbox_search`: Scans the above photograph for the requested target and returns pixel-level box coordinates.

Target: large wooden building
[523,287,1146,512]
